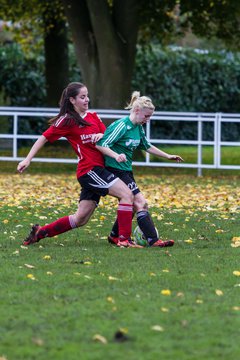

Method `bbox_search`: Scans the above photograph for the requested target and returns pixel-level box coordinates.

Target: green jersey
[97,116,151,171]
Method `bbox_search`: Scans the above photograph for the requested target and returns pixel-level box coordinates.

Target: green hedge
[0,43,46,107]
[132,46,240,140]
[132,46,240,113]
[1,43,240,140]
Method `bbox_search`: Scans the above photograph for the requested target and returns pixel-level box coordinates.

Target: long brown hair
[49,82,90,126]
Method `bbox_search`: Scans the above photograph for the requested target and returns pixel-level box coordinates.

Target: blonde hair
[125,91,155,111]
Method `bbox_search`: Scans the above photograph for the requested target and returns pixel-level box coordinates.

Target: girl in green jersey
[96,91,183,247]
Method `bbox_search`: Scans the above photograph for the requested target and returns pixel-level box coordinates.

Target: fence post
[13,114,18,159]
[215,113,221,168]
[197,115,202,176]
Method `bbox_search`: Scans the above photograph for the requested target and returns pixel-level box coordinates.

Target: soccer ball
[133,226,148,246]
[133,226,159,247]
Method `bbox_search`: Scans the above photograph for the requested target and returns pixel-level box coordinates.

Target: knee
[75,217,88,227]
[71,214,89,227]
[134,199,148,212]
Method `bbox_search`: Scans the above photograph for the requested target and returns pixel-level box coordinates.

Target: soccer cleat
[151,239,175,247]
[117,236,143,248]
[22,224,41,246]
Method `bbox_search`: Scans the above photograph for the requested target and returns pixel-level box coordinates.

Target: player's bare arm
[96,144,127,163]
[147,145,184,162]
[17,135,48,173]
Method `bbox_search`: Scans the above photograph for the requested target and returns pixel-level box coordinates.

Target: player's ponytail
[125,91,155,111]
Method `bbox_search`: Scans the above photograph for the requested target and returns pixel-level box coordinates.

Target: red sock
[37,216,77,239]
[117,203,133,239]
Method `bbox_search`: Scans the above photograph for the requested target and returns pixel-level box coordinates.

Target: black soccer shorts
[78,166,119,202]
[106,166,140,195]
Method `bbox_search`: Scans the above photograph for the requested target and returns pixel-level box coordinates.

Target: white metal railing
[0,107,240,176]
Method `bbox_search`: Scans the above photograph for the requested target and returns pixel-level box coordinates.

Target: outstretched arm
[147,145,184,162]
[17,135,48,173]
[96,144,127,163]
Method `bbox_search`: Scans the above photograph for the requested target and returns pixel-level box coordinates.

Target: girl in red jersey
[17,82,140,248]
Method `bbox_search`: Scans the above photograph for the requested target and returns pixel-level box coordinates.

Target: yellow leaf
[92,334,107,344]
[43,255,51,260]
[232,236,240,242]
[107,296,114,303]
[215,289,223,296]
[151,325,164,332]
[3,219,9,224]
[83,261,92,265]
[119,327,128,334]
[184,239,193,244]
[161,307,169,312]
[24,263,35,269]
[233,271,240,277]
[108,276,119,281]
[161,289,171,296]
[231,242,240,248]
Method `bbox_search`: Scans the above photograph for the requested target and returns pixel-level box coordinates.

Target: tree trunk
[62,0,140,108]
[43,12,69,106]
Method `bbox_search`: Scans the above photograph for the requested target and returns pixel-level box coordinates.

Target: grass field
[0,169,240,360]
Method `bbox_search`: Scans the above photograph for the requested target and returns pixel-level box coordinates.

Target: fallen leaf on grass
[43,255,51,260]
[215,289,224,296]
[151,325,164,332]
[107,296,115,303]
[184,239,193,244]
[161,289,171,296]
[232,236,240,242]
[108,276,119,281]
[93,334,107,344]
[233,271,240,277]
[161,307,169,312]
[24,263,35,269]
[231,237,240,248]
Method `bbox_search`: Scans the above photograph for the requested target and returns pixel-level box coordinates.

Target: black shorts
[78,166,119,203]
[106,166,140,195]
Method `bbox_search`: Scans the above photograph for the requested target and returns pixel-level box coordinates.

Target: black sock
[137,211,158,244]
[110,219,119,237]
